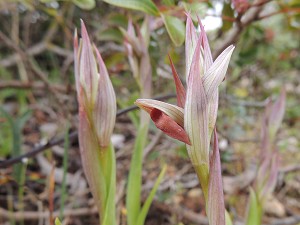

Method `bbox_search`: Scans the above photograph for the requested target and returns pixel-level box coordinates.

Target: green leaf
[103,0,159,16]
[0,108,31,183]
[162,0,175,6]
[222,2,234,32]
[161,14,185,47]
[101,144,117,225]
[107,14,129,27]
[141,17,151,48]
[126,124,149,225]
[98,28,124,43]
[246,188,263,225]
[289,0,300,7]
[181,2,207,17]
[137,165,167,225]
[225,210,233,225]
[72,0,96,10]
[55,218,62,225]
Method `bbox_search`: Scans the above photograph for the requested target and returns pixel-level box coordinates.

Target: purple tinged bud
[74,20,116,148]
[74,20,117,225]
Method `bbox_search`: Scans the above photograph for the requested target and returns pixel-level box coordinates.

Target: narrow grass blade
[225,210,233,225]
[55,218,62,225]
[137,164,167,225]
[246,188,262,225]
[101,143,117,225]
[103,0,160,16]
[126,124,148,225]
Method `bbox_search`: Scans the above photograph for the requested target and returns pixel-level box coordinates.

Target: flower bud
[74,20,116,148]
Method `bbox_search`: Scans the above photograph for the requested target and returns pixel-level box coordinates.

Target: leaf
[107,14,129,27]
[245,188,262,225]
[181,2,207,17]
[0,108,31,183]
[103,0,159,16]
[225,210,233,225]
[162,0,175,6]
[101,144,117,225]
[137,165,167,225]
[72,0,96,10]
[126,125,148,225]
[55,218,62,225]
[161,14,185,47]
[221,2,234,32]
[98,28,124,43]
[141,16,151,48]
[289,0,300,7]
[268,89,286,141]
[168,54,186,108]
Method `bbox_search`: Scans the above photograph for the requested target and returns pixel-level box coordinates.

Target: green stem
[79,114,116,225]
[100,144,116,225]
[194,163,209,201]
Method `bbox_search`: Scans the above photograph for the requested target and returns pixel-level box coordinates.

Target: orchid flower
[74,20,116,225]
[135,14,234,200]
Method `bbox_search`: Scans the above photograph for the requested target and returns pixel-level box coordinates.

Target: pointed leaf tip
[203,45,235,100]
[168,54,186,108]
[74,28,78,49]
[80,20,91,44]
[185,13,199,81]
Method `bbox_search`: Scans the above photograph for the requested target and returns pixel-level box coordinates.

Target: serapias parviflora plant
[73,20,166,225]
[74,20,117,225]
[135,14,235,225]
[246,89,286,225]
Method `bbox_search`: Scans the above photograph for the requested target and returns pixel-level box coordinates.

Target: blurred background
[0,0,299,224]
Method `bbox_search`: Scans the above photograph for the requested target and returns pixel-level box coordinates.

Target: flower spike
[74,20,117,225]
[135,13,235,207]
